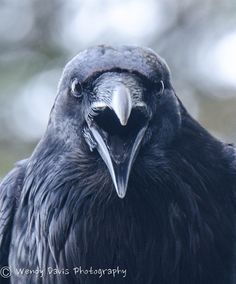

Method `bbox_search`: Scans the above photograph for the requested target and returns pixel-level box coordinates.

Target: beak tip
[111,85,132,127]
[120,119,128,126]
[115,183,127,199]
[117,191,126,199]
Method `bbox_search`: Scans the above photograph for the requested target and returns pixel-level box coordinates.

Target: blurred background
[0,0,236,177]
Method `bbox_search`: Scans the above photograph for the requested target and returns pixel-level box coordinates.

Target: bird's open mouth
[93,108,147,162]
[87,106,149,198]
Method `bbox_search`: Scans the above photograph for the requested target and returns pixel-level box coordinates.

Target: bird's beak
[87,85,149,198]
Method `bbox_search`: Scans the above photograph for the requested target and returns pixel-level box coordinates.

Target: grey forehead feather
[59,45,170,89]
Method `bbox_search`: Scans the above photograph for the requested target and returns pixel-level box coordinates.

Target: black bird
[0,45,236,284]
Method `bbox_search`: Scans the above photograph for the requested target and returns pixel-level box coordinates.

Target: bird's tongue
[107,135,133,164]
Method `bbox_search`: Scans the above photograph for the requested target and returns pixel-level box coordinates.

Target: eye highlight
[155,80,164,95]
[71,78,83,98]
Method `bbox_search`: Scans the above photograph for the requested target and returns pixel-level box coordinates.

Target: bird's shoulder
[0,159,28,264]
[0,158,27,200]
[223,143,236,170]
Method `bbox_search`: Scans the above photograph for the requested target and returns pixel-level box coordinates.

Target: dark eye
[155,80,164,95]
[71,78,83,98]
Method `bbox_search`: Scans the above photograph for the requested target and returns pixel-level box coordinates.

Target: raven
[0,45,236,284]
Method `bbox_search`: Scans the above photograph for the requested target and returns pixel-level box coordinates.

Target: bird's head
[50,46,182,198]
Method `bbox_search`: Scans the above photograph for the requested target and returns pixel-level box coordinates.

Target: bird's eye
[71,78,83,98]
[155,80,164,95]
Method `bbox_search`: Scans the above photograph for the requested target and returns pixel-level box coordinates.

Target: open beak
[86,85,149,198]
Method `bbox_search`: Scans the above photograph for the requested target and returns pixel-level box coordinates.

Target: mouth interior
[93,108,147,139]
[87,106,149,197]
